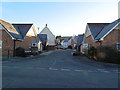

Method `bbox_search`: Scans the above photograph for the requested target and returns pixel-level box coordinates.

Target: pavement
[2,49,119,88]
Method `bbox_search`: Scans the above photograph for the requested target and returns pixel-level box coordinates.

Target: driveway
[2,49,119,88]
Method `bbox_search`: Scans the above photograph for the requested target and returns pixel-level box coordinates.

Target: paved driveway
[2,49,119,88]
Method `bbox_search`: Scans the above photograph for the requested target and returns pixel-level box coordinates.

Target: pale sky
[1,0,119,36]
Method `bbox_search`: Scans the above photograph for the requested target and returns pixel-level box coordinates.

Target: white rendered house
[40,24,55,46]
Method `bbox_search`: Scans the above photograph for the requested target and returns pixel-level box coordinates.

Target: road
[2,49,119,88]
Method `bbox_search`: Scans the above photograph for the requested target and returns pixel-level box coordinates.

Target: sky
[1,0,119,36]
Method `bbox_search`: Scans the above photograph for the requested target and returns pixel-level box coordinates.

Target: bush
[96,46,120,64]
[15,47,25,57]
[87,47,97,59]
[63,47,67,50]
[73,52,80,56]
[68,45,72,49]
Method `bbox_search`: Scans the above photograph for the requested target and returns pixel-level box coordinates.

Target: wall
[100,29,119,49]
[16,36,37,51]
[40,27,55,46]
[2,29,37,56]
[2,30,14,56]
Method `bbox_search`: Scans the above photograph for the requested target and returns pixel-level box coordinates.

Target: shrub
[73,52,80,56]
[96,46,120,64]
[63,47,67,50]
[68,45,72,49]
[15,47,25,57]
[87,47,97,59]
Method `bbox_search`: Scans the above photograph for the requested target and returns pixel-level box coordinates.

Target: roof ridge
[95,18,120,40]
[40,25,55,37]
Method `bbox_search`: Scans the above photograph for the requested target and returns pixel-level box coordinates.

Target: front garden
[72,46,120,64]
[85,46,120,64]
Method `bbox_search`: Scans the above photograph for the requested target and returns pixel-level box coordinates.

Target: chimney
[46,24,47,27]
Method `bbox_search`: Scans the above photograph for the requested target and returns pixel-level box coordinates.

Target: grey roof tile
[0,23,22,40]
[12,24,33,39]
[87,23,109,39]
[62,36,72,42]
[37,34,47,45]
[77,34,84,46]
[95,18,120,40]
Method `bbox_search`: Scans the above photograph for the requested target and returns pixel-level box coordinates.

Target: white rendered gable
[40,27,55,45]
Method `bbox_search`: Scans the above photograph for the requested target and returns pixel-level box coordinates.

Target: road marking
[97,69,110,73]
[101,70,110,73]
[49,68,58,71]
[74,70,83,72]
[2,66,117,74]
[61,69,70,71]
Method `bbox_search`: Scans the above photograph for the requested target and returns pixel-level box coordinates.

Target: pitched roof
[87,23,109,39]
[40,24,55,38]
[62,36,72,42]
[0,19,22,40]
[12,24,33,39]
[95,18,120,40]
[77,34,84,46]
[37,34,47,45]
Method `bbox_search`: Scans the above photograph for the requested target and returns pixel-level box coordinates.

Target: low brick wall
[47,45,55,50]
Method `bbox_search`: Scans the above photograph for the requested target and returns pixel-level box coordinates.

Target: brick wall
[47,45,55,50]
[84,35,97,48]
[100,29,119,49]
[84,29,119,50]
[2,29,37,56]
[71,39,74,49]
[16,36,37,51]
[2,30,14,56]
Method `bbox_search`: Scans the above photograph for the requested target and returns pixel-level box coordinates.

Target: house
[95,18,120,51]
[68,38,72,46]
[76,34,84,52]
[71,35,78,49]
[0,19,37,56]
[61,36,72,48]
[82,18,120,53]
[12,23,38,53]
[39,24,55,50]
[56,39,64,49]
[37,34,47,52]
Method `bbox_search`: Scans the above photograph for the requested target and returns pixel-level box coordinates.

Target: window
[29,44,31,48]
[116,43,120,51]
[82,43,88,52]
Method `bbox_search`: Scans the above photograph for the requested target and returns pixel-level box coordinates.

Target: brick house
[76,34,84,52]
[0,19,37,56]
[61,36,72,48]
[71,35,78,49]
[82,18,120,53]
